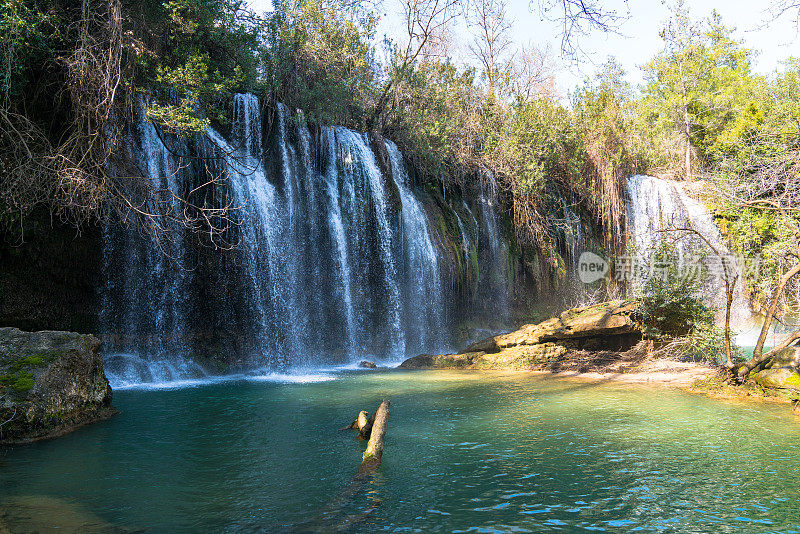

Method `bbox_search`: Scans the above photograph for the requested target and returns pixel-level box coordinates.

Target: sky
[248,0,800,97]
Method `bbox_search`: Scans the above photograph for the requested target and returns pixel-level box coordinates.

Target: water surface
[1,371,798,533]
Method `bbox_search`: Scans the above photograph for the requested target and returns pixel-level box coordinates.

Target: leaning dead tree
[343,399,391,473]
[714,136,800,382]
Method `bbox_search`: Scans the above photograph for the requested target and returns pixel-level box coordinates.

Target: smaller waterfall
[349,130,406,358]
[557,196,585,266]
[626,175,752,327]
[321,129,357,357]
[475,170,511,325]
[552,193,601,307]
[453,206,473,256]
[386,140,446,354]
[207,99,281,365]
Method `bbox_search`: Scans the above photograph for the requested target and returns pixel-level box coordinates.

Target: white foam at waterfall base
[244,372,337,384]
[103,352,210,390]
[104,352,338,389]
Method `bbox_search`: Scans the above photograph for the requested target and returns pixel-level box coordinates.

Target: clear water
[1,371,798,533]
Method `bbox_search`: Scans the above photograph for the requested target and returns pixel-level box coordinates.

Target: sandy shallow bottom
[545,358,718,386]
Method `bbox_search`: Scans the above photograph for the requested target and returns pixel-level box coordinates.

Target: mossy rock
[0,370,35,392]
[0,327,115,444]
[750,367,800,391]
[400,301,642,371]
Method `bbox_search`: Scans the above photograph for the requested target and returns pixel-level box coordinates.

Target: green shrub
[682,323,741,364]
[633,244,715,339]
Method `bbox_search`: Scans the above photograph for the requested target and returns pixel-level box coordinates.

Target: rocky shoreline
[399,301,800,411]
[400,301,646,372]
[0,328,116,444]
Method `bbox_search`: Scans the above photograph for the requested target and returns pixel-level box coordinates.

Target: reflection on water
[0,371,798,533]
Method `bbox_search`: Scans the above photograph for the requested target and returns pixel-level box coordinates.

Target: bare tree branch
[534,0,630,60]
[469,0,514,98]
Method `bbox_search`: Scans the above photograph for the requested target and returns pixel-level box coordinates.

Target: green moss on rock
[0,327,115,444]
[0,370,35,392]
[750,368,800,391]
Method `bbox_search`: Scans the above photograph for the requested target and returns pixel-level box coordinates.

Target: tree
[502,43,558,104]
[766,0,800,30]
[642,4,756,181]
[573,58,648,250]
[259,0,379,128]
[716,144,800,380]
[0,0,261,241]
[534,0,630,60]
[469,0,513,99]
[370,0,463,128]
[711,58,800,380]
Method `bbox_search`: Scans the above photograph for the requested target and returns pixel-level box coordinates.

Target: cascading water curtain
[101,93,515,383]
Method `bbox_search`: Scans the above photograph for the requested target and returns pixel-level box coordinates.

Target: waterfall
[385,140,446,353]
[100,105,207,385]
[475,171,511,325]
[101,93,491,384]
[626,175,752,327]
[320,129,357,358]
[557,196,584,267]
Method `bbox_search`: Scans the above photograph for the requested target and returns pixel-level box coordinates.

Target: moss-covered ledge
[0,327,116,444]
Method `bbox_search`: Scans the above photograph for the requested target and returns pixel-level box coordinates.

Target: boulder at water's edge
[400,301,642,371]
[0,327,115,444]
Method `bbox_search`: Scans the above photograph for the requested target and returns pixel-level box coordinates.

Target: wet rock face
[400,301,642,371]
[0,328,115,444]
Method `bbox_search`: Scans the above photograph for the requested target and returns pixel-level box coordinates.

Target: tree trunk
[356,410,373,439]
[678,64,692,182]
[739,260,800,380]
[683,110,692,182]
[724,276,736,370]
[359,399,389,473]
[749,262,800,358]
[368,81,393,131]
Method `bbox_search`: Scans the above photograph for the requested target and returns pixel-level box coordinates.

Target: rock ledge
[0,327,115,444]
[400,301,643,371]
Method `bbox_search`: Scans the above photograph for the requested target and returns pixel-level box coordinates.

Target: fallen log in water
[356,410,373,439]
[342,410,374,439]
[358,399,389,473]
[296,400,391,532]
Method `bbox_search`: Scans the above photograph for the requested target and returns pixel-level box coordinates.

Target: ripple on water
[0,371,798,533]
